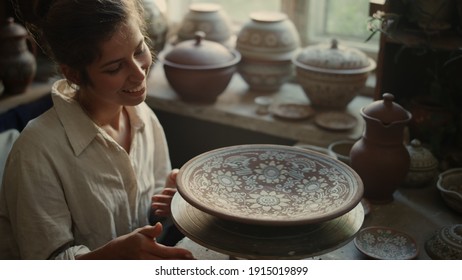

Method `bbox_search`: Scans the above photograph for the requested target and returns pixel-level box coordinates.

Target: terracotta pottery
[350,93,412,203]
[236,11,300,92]
[328,139,356,166]
[162,32,240,103]
[176,144,363,226]
[293,39,376,109]
[0,18,36,95]
[176,3,233,46]
[404,139,439,187]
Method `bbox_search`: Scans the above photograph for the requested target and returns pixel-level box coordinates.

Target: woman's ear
[60,65,81,86]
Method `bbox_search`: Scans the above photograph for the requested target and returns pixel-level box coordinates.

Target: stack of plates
[173,144,365,259]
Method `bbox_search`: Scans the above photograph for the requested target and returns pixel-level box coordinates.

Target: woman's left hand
[151,169,179,217]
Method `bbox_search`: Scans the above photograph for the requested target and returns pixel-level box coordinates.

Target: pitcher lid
[362,93,411,124]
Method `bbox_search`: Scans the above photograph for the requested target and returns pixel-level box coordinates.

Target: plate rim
[314,111,358,131]
[177,144,364,226]
[269,103,315,120]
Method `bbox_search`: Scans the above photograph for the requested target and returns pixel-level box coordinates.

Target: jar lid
[406,139,438,170]
[164,31,240,69]
[0,17,28,39]
[362,93,411,124]
[293,39,376,74]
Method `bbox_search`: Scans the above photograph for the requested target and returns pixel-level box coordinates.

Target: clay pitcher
[350,93,412,203]
[0,17,36,95]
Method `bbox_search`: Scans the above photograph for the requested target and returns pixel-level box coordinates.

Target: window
[306,0,379,59]
[164,0,378,58]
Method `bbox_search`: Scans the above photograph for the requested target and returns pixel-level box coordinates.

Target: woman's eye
[105,64,122,74]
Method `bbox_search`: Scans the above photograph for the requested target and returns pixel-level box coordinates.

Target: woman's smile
[122,84,146,96]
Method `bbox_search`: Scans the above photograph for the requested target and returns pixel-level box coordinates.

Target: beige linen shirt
[0,80,171,259]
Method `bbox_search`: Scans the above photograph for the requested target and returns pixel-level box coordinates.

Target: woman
[0,0,193,260]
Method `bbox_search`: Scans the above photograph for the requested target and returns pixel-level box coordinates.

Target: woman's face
[81,17,152,108]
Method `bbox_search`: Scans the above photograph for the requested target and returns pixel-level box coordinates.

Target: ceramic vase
[142,0,169,55]
[350,93,412,203]
[0,18,36,95]
[176,3,233,46]
[236,11,300,92]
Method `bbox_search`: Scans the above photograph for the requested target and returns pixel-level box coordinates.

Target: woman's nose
[129,59,147,81]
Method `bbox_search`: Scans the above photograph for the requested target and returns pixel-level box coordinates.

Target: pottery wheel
[171,193,364,259]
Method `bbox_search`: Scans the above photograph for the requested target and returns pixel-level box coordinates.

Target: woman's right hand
[76,223,194,260]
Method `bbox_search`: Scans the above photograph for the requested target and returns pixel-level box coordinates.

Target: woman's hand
[152,169,179,217]
[76,223,194,260]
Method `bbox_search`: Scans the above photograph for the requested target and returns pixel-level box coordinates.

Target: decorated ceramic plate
[315,111,357,131]
[269,103,315,120]
[172,193,365,259]
[177,144,364,226]
[354,226,419,260]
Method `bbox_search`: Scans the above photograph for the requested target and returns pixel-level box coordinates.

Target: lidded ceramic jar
[350,93,412,203]
[404,139,438,187]
[162,31,240,103]
[236,11,300,92]
[176,3,233,46]
[0,17,36,95]
[425,224,462,260]
[293,39,376,109]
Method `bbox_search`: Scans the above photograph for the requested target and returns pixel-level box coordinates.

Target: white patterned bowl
[177,144,364,226]
[293,39,376,109]
[437,168,462,214]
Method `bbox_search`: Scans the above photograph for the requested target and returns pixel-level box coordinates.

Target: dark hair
[19,0,147,86]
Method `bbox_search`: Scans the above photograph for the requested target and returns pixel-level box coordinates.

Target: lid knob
[194,31,205,46]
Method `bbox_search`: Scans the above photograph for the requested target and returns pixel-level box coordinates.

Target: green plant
[365,10,401,42]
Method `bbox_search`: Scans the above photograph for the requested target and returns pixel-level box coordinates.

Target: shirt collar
[51,79,146,156]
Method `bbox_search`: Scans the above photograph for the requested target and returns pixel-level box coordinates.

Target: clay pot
[0,18,36,95]
[350,93,412,203]
[328,140,355,166]
[404,139,439,188]
[162,32,240,103]
[293,39,376,109]
[236,11,300,92]
[176,3,233,46]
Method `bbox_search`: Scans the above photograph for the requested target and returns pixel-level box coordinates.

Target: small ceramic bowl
[327,140,355,166]
[425,224,462,260]
[436,168,462,214]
